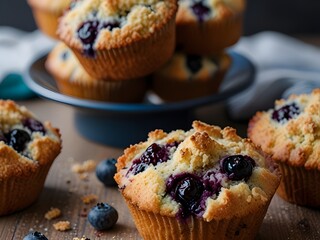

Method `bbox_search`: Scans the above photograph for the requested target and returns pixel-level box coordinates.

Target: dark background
[1,0,320,35]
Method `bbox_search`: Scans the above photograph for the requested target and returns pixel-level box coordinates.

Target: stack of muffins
[28,0,246,103]
[151,0,246,101]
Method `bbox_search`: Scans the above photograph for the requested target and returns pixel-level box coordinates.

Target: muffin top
[27,0,71,14]
[153,52,230,82]
[248,89,320,170]
[46,42,95,83]
[115,121,280,221]
[176,0,245,23]
[58,0,178,56]
[0,101,62,179]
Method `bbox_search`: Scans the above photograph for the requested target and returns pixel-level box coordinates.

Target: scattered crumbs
[81,194,98,204]
[73,237,91,240]
[53,221,71,231]
[45,207,62,220]
[71,160,97,174]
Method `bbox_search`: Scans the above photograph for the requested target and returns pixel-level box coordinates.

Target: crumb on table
[53,221,71,231]
[81,194,98,204]
[71,160,97,174]
[45,207,62,220]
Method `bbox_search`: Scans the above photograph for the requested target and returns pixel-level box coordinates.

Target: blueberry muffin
[176,0,245,55]
[46,42,147,102]
[248,89,320,207]
[115,121,280,240]
[151,52,231,102]
[27,0,71,39]
[58,0,178,80]
[0,101,62,215]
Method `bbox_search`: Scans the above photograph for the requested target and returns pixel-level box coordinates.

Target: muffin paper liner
[54,76,147,103]
[176,7,243,55]
[276,162,320,207]
[0,162,53,216]
[124,197,271,240]
[152,54,231,102]
[69,17,176,80]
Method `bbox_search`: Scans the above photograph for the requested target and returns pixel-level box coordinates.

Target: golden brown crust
[115,120,280,221]
[58,0,178,50]
[175,0,245,54]
[0,100,62,178]
[248,89,320,170]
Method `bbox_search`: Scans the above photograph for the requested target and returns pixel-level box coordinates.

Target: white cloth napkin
[227,31,320,121]
[0,27,55,81]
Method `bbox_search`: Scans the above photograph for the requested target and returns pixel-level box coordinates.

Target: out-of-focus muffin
[45,42,147,102]
[27,0,71,39]
[152,52,231,101]
[248,89,320,207]
[176,0,246,55]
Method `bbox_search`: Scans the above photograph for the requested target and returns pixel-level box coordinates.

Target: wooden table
[0,98,319,240]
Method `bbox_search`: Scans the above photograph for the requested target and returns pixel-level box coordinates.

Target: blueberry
[271,102,300,122]
[175,175,203,206]
[186,55,202,74]
[23,231,48,240]
[127,142,180,176]
[77,20,100,57]
[6,129,31,152]
[221,155,255,181]
[166,173,204,218]
[88,203,118,231]
[191,1,211,22]
[23,118,46,134]
[96,158,117,187]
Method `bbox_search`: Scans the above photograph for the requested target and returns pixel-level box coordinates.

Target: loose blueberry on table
[88,202,118,231]
[96,158,117,187]
[23,231,48,240]
[271,102,300,122]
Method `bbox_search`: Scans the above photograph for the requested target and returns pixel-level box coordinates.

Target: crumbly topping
[58,0,177,50]
[115,121,280,221]
[45,207,62,220]
[53,221,71,231]
[248,89,320,169]
[81,194,98,204]
[71,160,97,173]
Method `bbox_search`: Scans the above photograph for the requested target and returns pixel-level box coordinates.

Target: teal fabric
[0,73,36,100]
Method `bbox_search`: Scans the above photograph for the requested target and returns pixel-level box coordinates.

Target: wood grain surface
[0,99,319,240]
